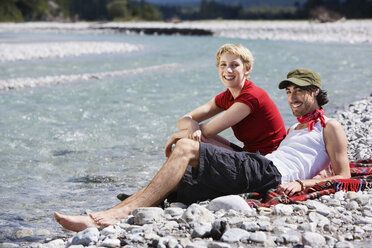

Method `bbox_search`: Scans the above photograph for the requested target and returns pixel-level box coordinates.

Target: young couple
[55,44,350,232]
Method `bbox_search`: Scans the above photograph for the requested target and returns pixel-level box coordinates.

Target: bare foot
[90,207,131,226]
[54,212,98,232]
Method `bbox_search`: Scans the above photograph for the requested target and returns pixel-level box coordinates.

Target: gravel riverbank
[1,19,372,44]
[2,95,370,248]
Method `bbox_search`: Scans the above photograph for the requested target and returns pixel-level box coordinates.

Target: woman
[166,44,286,156]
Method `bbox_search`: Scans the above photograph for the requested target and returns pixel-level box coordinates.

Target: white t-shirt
[265,121,330,183]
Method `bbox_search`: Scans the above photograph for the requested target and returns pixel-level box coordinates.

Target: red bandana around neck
[297,107,326,131]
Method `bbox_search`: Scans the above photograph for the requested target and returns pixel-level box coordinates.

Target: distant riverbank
[1,19,372,44]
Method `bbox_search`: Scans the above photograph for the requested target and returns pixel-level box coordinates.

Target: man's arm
[322,119,351,177]
[277,119,351,196]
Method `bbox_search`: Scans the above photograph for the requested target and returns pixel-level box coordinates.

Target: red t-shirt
[215,80,286,155]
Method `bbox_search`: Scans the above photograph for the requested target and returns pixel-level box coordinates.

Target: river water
[0,30,371,243]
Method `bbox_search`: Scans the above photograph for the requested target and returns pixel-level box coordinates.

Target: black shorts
[175,142,282,205]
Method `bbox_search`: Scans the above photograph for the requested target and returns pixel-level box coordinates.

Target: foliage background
[0,0,371,22]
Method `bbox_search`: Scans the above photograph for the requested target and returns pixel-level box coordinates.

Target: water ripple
[0,63,180,91]
[0,41,143,62]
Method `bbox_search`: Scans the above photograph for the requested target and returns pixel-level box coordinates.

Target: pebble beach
[0,20,371,247]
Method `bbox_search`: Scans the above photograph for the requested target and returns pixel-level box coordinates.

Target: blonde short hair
[216,44,254,79]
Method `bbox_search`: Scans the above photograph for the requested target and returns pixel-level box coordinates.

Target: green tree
[107,0,131,20]
[140,2,162,20]
[0,0,24,22]
[0,0,51,22]
[68,0,110,21]
[106,0,162,21]
[199,0,240,19]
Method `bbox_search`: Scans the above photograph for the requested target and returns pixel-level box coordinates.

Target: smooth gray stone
[132,207,164,225]
[185,240,210,248]
[345,191,359,200]
[354,215,372,224]
[207,241,231,248]
[240,221,259,232]
[302,232,326,247]
[327,199,341,207]
[249,231,267,243]
[308,211,330,226]
[354,225,366,233]
[127,233,145,243]
[278,230,302,244]
[298,222,317,232]
[334,191,346,200]
[272,225,292,235]
[101,238,121,248]
[191,222,212,238]
[182,204,215,223]
[335,241,354,248]
[207,195,252,212]
[100,225,117,236]
[42,239,66,248]
[69,227,99,246]
[14,228,34,239]
[220,228,250,243]
[0,243,19,248]
[164,207,184,220]
[355,195,369,206]
[324,235,337,247]
[169,202,188,209]
[274,204,293,216]
[158,236,179,248]
[293,204,308,214]
[36,229,51,236]
[345,200,359,211]
[258,221,272,231]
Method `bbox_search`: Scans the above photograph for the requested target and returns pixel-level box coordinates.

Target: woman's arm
[201,134,234,150]
[177,98,224,141]
[177,98,251,143]
[200,102,251,138]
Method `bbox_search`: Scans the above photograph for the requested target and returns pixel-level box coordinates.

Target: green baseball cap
[278,68,322,89]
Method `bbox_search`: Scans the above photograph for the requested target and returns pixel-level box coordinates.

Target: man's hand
[164,130,188,157]
[164,133,178,158]
[276,181,302,196]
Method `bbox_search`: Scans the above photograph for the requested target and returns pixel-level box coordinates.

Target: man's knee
[173,138,199,160]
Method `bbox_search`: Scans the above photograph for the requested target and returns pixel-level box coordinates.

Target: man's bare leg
[55,139,200,231]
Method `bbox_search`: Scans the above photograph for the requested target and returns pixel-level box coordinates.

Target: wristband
[296,180,305,191]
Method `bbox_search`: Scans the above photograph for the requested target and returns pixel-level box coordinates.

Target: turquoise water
[0,31,372,242]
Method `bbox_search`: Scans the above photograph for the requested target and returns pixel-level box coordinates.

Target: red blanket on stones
[243,159,372,208]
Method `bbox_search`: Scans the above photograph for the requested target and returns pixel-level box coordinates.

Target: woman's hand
[188,128,202,141]
[276,181,302,196]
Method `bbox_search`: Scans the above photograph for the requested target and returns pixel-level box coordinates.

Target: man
[55,68,350,232]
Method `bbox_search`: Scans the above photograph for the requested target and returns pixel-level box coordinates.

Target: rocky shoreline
[1,95,370,248]
[1,19,372,44]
